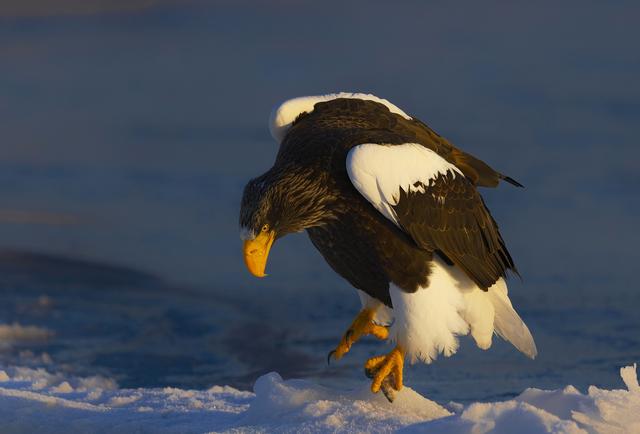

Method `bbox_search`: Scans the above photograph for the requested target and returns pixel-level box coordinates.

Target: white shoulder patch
[268,93,412,142]
[346,143,463,226]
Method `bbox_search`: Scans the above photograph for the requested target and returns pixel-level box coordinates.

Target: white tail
[360,257,538,365]
[487,280,538,359]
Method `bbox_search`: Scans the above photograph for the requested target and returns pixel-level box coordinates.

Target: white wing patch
[346,143,463,226]
[269,93,412,142]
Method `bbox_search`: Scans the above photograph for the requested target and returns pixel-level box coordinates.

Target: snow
[0,362,638,433]
[0,323,53,345]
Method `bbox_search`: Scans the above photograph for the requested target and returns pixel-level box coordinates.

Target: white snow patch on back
[347,143,463,226]
[269,92,412,142]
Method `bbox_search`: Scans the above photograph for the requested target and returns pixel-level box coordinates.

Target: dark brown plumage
[240,94,537,401]
[240,96,519,306]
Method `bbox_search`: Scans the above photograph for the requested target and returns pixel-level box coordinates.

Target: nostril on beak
[249,248,259,256]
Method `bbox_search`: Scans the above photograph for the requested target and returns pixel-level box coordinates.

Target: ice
[0,323,53,346]
[0,363,638,433]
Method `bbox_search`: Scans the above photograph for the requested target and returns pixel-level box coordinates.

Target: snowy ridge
[0,363,639,433]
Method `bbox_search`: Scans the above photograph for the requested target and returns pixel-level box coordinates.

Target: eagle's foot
[327,308,388,364]
[364,345,404,402]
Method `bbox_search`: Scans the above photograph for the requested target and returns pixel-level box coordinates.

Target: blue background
[0,1,638,403]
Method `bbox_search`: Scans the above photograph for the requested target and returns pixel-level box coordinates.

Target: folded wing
[346,143,516,290]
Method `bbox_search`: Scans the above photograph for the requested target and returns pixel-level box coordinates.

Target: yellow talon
[365,345,404,400]
[329,308,389,362]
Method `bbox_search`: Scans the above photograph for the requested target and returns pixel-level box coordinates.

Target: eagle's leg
[328,307,388,363]
[364,345,404,402]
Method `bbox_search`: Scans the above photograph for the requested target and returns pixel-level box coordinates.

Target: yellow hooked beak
[243,230,276,277]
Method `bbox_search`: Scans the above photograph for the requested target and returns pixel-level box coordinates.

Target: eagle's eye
[261,224,270,232]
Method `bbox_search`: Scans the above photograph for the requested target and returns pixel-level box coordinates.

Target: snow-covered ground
[1,251,639,432]
[0,362,638,433]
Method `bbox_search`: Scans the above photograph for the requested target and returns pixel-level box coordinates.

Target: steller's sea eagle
[239,93,536,402]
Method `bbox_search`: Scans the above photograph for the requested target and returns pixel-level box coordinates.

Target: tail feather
[500,175,524,188]
[487,283,537,359]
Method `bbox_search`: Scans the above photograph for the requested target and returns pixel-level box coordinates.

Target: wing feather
[347,143,516,289]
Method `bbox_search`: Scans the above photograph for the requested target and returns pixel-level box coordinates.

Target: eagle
[239,93,536,402]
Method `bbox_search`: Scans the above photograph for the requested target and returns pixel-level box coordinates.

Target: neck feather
[266,165,337,233]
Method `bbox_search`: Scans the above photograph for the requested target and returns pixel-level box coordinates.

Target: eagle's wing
[347,142,516,289]
[283,97,522,188]
[407,119,523,188]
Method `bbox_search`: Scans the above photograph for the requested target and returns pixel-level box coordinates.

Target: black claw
[345,329,353,343]
[327,350,336,365]
[381,380,397,403]
[364,364,377,379]
[365,365,397,402]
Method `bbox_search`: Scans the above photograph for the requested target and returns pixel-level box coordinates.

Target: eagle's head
[239,176,277,278]
[239,168,334,277]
